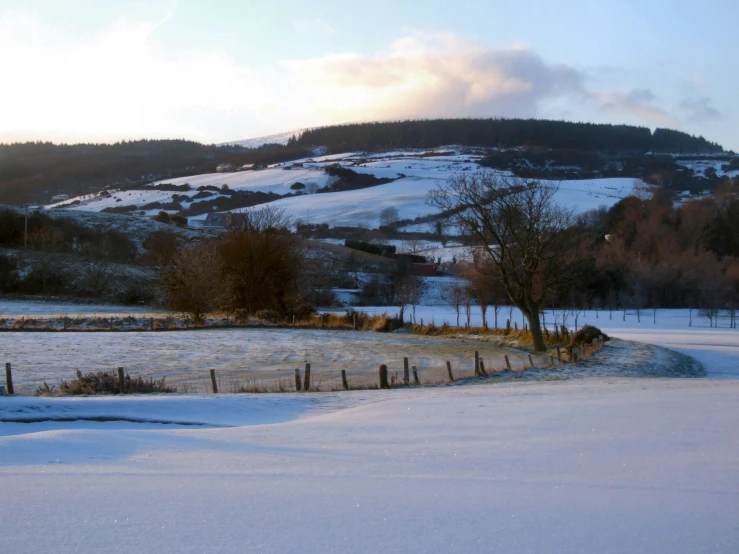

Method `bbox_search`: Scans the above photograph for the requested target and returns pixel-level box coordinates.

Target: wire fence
[2,335,606,397]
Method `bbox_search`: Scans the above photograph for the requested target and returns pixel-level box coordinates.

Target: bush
[569,325,609,351]
[42,369,177,395]
[170,213,188,227]
[254,309,281,321]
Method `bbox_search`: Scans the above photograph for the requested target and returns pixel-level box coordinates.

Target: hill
[1,118,725,206]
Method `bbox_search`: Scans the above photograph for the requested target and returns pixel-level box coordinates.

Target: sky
[0,0,736,150]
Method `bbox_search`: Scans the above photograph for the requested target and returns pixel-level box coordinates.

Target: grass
[34,369,177,396]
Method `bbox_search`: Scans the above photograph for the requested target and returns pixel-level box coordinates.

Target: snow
[1,304,738,552]
[48,148,644,228]
[2,377,739,553]
[1,328,540,395]
[222,128,305,148]
[343,305,739,379]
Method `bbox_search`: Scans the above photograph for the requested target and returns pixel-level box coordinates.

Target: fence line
[2,335,608,397]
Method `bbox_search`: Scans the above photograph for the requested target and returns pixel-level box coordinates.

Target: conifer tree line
[295,119,722,153]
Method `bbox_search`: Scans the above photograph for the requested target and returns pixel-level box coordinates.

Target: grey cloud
[679,96,722,123]
[598,88,675,127]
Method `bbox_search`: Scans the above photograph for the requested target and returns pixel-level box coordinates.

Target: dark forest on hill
[294,119,723,153]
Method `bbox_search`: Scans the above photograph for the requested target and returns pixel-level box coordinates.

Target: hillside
[1,118,727,206]
[48,147,739,232]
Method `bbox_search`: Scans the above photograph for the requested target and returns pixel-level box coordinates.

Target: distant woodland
[295,119,723,153]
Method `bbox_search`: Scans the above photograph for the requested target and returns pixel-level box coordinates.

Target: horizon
[0,0,736,150]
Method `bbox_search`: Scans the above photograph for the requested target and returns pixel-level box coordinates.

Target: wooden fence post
[412,365,420,385]
[304,363,311,391]
[118,367,125,394]
[504,355,512,371]
[479,358,487,375]
[210,369,218,394]
[353,313,359,330]
[572,348,579,363]
[341,369,349,390]
[379,364,389,389]
[5,363,14,395]
[150,317,154,331]
[446,361,455,382]
[474,351,480,376]
[528,354,534,369]
[403,357,410,385]
[295,368,302,391]
[549,355,555,367]
[556,345,562,363]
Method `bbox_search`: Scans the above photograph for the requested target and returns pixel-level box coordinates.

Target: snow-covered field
[2,378,738,553]
[2,304,738,553]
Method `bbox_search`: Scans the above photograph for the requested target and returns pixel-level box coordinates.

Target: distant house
[216,163,236,173]
[51,194,69,203]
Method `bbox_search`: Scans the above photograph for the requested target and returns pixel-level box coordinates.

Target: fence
[2,335,608,397]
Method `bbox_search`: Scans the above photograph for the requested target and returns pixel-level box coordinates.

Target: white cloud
[0,12,720,144]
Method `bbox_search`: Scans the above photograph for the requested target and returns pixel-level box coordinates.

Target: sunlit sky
[1,0,736,149]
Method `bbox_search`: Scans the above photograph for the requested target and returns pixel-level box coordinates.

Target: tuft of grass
[34,369,177,396]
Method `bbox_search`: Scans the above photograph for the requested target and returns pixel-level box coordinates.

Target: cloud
[284,35,588,122]
[597,88,676,127]
[679,96,722,124]
[0,12,720,143]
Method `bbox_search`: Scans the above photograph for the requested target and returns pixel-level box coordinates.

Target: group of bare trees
[157,208,304,321]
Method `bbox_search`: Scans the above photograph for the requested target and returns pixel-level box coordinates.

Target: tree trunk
[529,312,546,352]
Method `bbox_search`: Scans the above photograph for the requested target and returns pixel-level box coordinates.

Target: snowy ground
[2,305,738,553]
[2,378,738,553]
[341,305,739,379]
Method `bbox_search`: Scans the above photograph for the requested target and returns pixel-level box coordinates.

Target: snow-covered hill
[47,147,646,229]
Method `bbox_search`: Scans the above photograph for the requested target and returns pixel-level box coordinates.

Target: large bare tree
[428,171,580,351]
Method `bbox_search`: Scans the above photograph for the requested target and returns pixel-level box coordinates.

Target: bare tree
[440,279,466,327]
[428,172,581,351]
[159,242,225,322]
[379,206,400,228]
[219,207,303,314]
[394,275,419,324]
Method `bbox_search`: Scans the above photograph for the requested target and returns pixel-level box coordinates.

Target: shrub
[254,309,281,321]
[170,213,188,227]
[569,325,609,351]
[47,369,177,395]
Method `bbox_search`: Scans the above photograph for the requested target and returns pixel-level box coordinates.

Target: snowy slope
[47,148,645,228]
[235,175,641,228]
